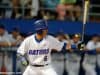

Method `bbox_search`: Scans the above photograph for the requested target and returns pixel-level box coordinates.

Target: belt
[30,64,48,67]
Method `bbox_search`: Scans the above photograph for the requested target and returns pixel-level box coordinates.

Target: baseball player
[96,38,100,75]
[17,19,75,75]
[0,25,13,74]
[65,34,82,75]
[51,32,69,75]
[82,35,99,75]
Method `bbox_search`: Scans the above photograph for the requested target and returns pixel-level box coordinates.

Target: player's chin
[42,30,48,37]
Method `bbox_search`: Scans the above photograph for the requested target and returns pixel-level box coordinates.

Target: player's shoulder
[46,35,56,40]
[87,40,94,44]
[97,42,100,45]
[23,34,35,41]
[86,40,95,47]
[96,42,100,48]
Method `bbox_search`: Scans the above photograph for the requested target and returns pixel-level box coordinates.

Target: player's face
[73,37,80,43]
[0,28,5,36]
[12,31,19,38]
[42,29,48,37]
[56,35,64,41]
[93,36,99,43]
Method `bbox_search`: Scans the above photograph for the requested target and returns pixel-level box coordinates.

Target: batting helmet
[34,19,48,31]
[73,34,81,38]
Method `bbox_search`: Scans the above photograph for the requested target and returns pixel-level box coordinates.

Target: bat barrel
[82,0,90,42]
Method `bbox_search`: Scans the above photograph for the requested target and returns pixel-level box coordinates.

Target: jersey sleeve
[49,36,64,51]
[17,38,28,55]
[96,43,100,48]
[86,41,95,50]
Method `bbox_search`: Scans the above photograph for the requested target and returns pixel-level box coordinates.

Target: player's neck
[36,34,43,41]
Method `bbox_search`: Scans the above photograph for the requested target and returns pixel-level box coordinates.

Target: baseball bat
[82,0,90,42]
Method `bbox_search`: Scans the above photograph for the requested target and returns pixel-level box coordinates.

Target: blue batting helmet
[34,19,48,31]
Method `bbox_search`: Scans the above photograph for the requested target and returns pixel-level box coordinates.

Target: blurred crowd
[0,0,100,22]
[0,24,99,75]
[0,0,83,21]
[0,25,25,47]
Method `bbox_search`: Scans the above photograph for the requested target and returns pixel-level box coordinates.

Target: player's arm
[96,43,100,53]
[0,37,12,47]
[85,42,100,54]
[17,53,28,66]
[81,42,96,54]
[0,42,11,47]
[84,48,100,54]
[17,38,28,66]
[17,38,28,55]
[50,36,77,52]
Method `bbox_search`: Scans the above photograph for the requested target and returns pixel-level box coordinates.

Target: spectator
[65,34,82,75]
[65,5,75,21]
[8,27,26,74]
[66,10,74,21]
[20,33,27,40]
[6,0,22,19]
[9,27,23,46]
[0,0,10,16]
[73,5,82,21]
[56,4,66,20]
[23,7,33,19]
[96,37,100,75]
[56,32,69,42]
[0,25,11,47]
[36,9,46,19]
[31,0,39,17]
[82,34,99,75]
[41,0,60,10]
[60,0,76,4]
[61,0,82,21]
[0,24,13,74]
[0,8,6,19]
[52,32,69,75]
[1,0,10,4]
[22,0,40,19]
[36,9,54,20]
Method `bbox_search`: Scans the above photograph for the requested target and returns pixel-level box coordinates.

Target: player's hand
[21,57,28,66]
[78,42,85,51]
[96,48,100,53]
[22,60,28,66]
[66,43,73,52]
[17,54,28,66]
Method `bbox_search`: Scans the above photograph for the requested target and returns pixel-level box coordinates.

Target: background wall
[0,19,100,35]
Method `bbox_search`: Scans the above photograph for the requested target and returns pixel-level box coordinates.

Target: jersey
[0,31,11,44]
[9,34,22,45]
[17,34,64,65]
[70,40,81,45]
[86,41,98,50]
[96,42,100,48]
